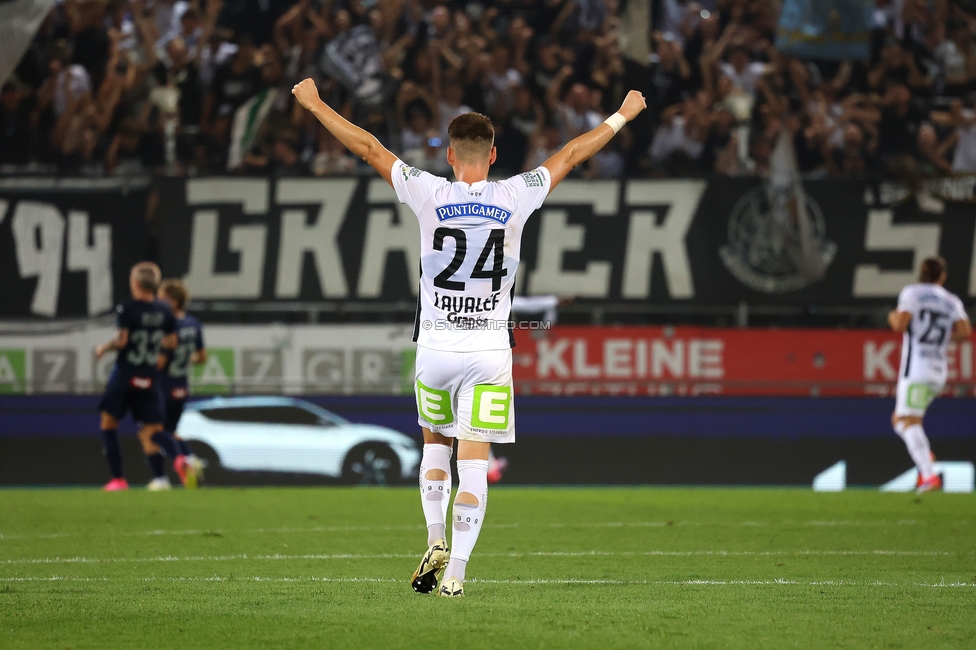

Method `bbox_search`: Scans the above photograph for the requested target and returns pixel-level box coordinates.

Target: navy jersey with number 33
[114,300,176,379]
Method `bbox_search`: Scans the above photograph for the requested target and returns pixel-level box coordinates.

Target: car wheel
[341,444,402,486]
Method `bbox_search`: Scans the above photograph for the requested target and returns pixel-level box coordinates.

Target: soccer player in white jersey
[293,77,646,597]
[888,256,972,493]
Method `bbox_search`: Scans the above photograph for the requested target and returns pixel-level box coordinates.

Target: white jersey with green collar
[896,282,969,384]
[391,159,551,352]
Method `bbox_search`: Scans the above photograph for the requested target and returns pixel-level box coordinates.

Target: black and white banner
[0,178,152,318]
[156,176,976,306]
[3,175,975,319]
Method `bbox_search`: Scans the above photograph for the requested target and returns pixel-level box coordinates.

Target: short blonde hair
[131,262,162,292]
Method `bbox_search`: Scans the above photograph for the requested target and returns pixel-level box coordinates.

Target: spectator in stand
[648,33,692,123]
[401,129,450,175]
[824,123,875,178]
[935,21,976,97]
[660,0,711,46]
[877,84,927,165]
[105,115,165,174]
[44,40,92,119]
[916,123,956,175]
[717,43,769,98]
[313,128,358,175]
[650,96,708,173]
[397,80,438,151]
[547,68,603,146]
[522,124,561,172]
[931,98,976,172]
[150,0,188,50]
[0,80,33,164]
[494,83,544,171]
[201,36,261,159]
[434,80,473,140]
[868,41,931,93]
[483,44,522,116]
[160,6,204,58]
[7,0,976,182]
[63,0,111,90]
[243,127,306,176]
[152,37,202,160]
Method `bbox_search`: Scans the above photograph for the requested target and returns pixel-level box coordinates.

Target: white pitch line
[1,576,973,588]
[1,549,962,566]
[0,519,928,541]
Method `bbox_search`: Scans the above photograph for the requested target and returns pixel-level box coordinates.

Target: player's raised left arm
[292,78,398,187]
[541,90,646,193]
[887,310,911,333]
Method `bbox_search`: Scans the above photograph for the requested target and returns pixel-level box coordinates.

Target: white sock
[419,443,452,546]
[896,423,935,479]
[446,459,489,582]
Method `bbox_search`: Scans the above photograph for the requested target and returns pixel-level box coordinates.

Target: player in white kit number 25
[293,77,646,597]
[888,256,971,493]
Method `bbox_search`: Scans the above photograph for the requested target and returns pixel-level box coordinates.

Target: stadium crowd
[3,0,976,179]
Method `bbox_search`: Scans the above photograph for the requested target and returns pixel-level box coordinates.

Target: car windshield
[197,406,337,426]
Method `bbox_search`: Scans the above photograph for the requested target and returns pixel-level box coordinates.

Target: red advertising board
[511,327,976,397]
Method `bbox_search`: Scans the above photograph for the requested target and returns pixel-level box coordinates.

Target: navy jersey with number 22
[160,314,205,393]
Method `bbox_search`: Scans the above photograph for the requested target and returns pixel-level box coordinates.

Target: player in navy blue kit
[157,279,208,488]
[95,262,186,491]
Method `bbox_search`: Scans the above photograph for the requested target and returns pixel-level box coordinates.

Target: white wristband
[604,112,627,134]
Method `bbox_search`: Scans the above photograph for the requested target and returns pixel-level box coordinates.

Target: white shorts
[414,346,515,444]
[895,379,943,418]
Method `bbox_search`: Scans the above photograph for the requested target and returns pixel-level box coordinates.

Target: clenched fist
[292,78,322,110]
[618,90,647,122]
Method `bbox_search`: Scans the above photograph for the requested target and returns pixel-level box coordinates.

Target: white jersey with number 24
[392,159,551,352]
[896,282,969,385]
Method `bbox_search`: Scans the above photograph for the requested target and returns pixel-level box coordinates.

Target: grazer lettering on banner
[358,180,422,298]
[621,180,704,299]
[529,209,611,296]
[184,179,269,298]
[275,179,356,298]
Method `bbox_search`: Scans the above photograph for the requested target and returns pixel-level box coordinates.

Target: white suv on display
[176,397,420,485]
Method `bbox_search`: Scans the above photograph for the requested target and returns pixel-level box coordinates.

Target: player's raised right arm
[292,78,398,187]
[541,90,646,193]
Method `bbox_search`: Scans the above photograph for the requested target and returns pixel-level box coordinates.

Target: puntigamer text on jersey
[435,203,513,224]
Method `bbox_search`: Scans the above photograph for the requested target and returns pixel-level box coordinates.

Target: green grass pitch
[1,487,974,649]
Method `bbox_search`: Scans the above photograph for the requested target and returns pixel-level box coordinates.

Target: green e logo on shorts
[472,385,511,429]
[417,380,454,425]
[906,384,937,410]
